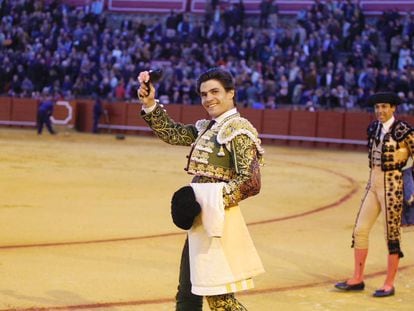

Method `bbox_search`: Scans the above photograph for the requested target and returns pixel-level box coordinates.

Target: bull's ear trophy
[144,69,163,96]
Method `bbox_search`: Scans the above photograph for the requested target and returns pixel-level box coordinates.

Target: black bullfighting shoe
[334,281,365,291]
[373,287,395,297]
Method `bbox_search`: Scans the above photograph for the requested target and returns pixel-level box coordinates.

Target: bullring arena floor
[0,128,413,311]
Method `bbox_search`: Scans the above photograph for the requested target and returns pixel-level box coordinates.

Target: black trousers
[37,112,55,134]
[176,238,203,311]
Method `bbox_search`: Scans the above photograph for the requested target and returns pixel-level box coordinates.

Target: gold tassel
[217,145,225,157]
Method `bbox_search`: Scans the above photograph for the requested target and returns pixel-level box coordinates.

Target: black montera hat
[171,186,201,230]
[367,92,401,106]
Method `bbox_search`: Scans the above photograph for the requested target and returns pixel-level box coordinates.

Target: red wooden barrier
[0,97,12,126]
[289,110,318,147]
[179,105,208,124]
[124,104,183,134]
[239,108,263,133]
[343,112,373,150]
[163,104,182,123]
[124,103,152,136]
[10,98,38,126]
[52,101,77,129]
[105,102,127,134]
[4,95,398,151]
[399,115,414,126]
[316,111,344,148]
[75,99,94,132]
[343,112,373,140]
[126,103,145,126]
[260,109,290,145]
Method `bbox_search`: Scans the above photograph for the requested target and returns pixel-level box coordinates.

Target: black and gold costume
[142,104,264,310]
[352,119,414,256]
[142,104,264,207]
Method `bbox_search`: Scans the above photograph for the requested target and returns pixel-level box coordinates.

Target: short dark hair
[196,67,235,94]
[196,68,236,105]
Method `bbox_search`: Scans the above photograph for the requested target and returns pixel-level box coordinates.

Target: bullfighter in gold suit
[335,92,414,297]
[137,68,264,310]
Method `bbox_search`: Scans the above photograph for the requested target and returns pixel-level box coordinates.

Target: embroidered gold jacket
[367,120,414,171]
[142,105,264,207]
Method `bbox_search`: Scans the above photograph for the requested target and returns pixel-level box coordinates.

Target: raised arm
[137,71,198,146]
[142,104,198,146]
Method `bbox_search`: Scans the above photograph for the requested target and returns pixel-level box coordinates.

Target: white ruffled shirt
[380,116,395,140]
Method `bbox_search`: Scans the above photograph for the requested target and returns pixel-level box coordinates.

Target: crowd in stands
[1,0,414,112]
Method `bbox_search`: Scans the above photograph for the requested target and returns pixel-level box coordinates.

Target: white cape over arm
[189,183,265,296]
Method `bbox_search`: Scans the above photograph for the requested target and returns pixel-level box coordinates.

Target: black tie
[375,123,383,145]
[206,120,215,130]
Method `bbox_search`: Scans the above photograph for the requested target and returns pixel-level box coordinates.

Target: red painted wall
[4,98,414,150]
[11,98,38,123]
[0,97,12,123]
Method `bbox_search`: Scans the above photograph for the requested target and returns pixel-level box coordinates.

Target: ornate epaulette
[217,117,265,155]
[195,119,210,132]
[367,120,379,139]
[392,120,413,142]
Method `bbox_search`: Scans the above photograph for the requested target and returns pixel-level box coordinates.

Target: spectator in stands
[398,43,412,70]
[245,80,261,107]
[259,0,271,28]
[8,74,22,97]
[390,34,402,69]
[90,0,104,17]
[177,13,192,42]
[165,10,178,38]
[354,87,370,110]
[269,0,279,28]
[114,78,126,100]
[21,76,34,97]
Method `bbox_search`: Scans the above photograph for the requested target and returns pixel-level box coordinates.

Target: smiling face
[374,103,395,123]
[199,79,235,118]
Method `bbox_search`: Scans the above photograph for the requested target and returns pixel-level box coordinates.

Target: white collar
[381,116,395,133]
[213,108,238,124]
